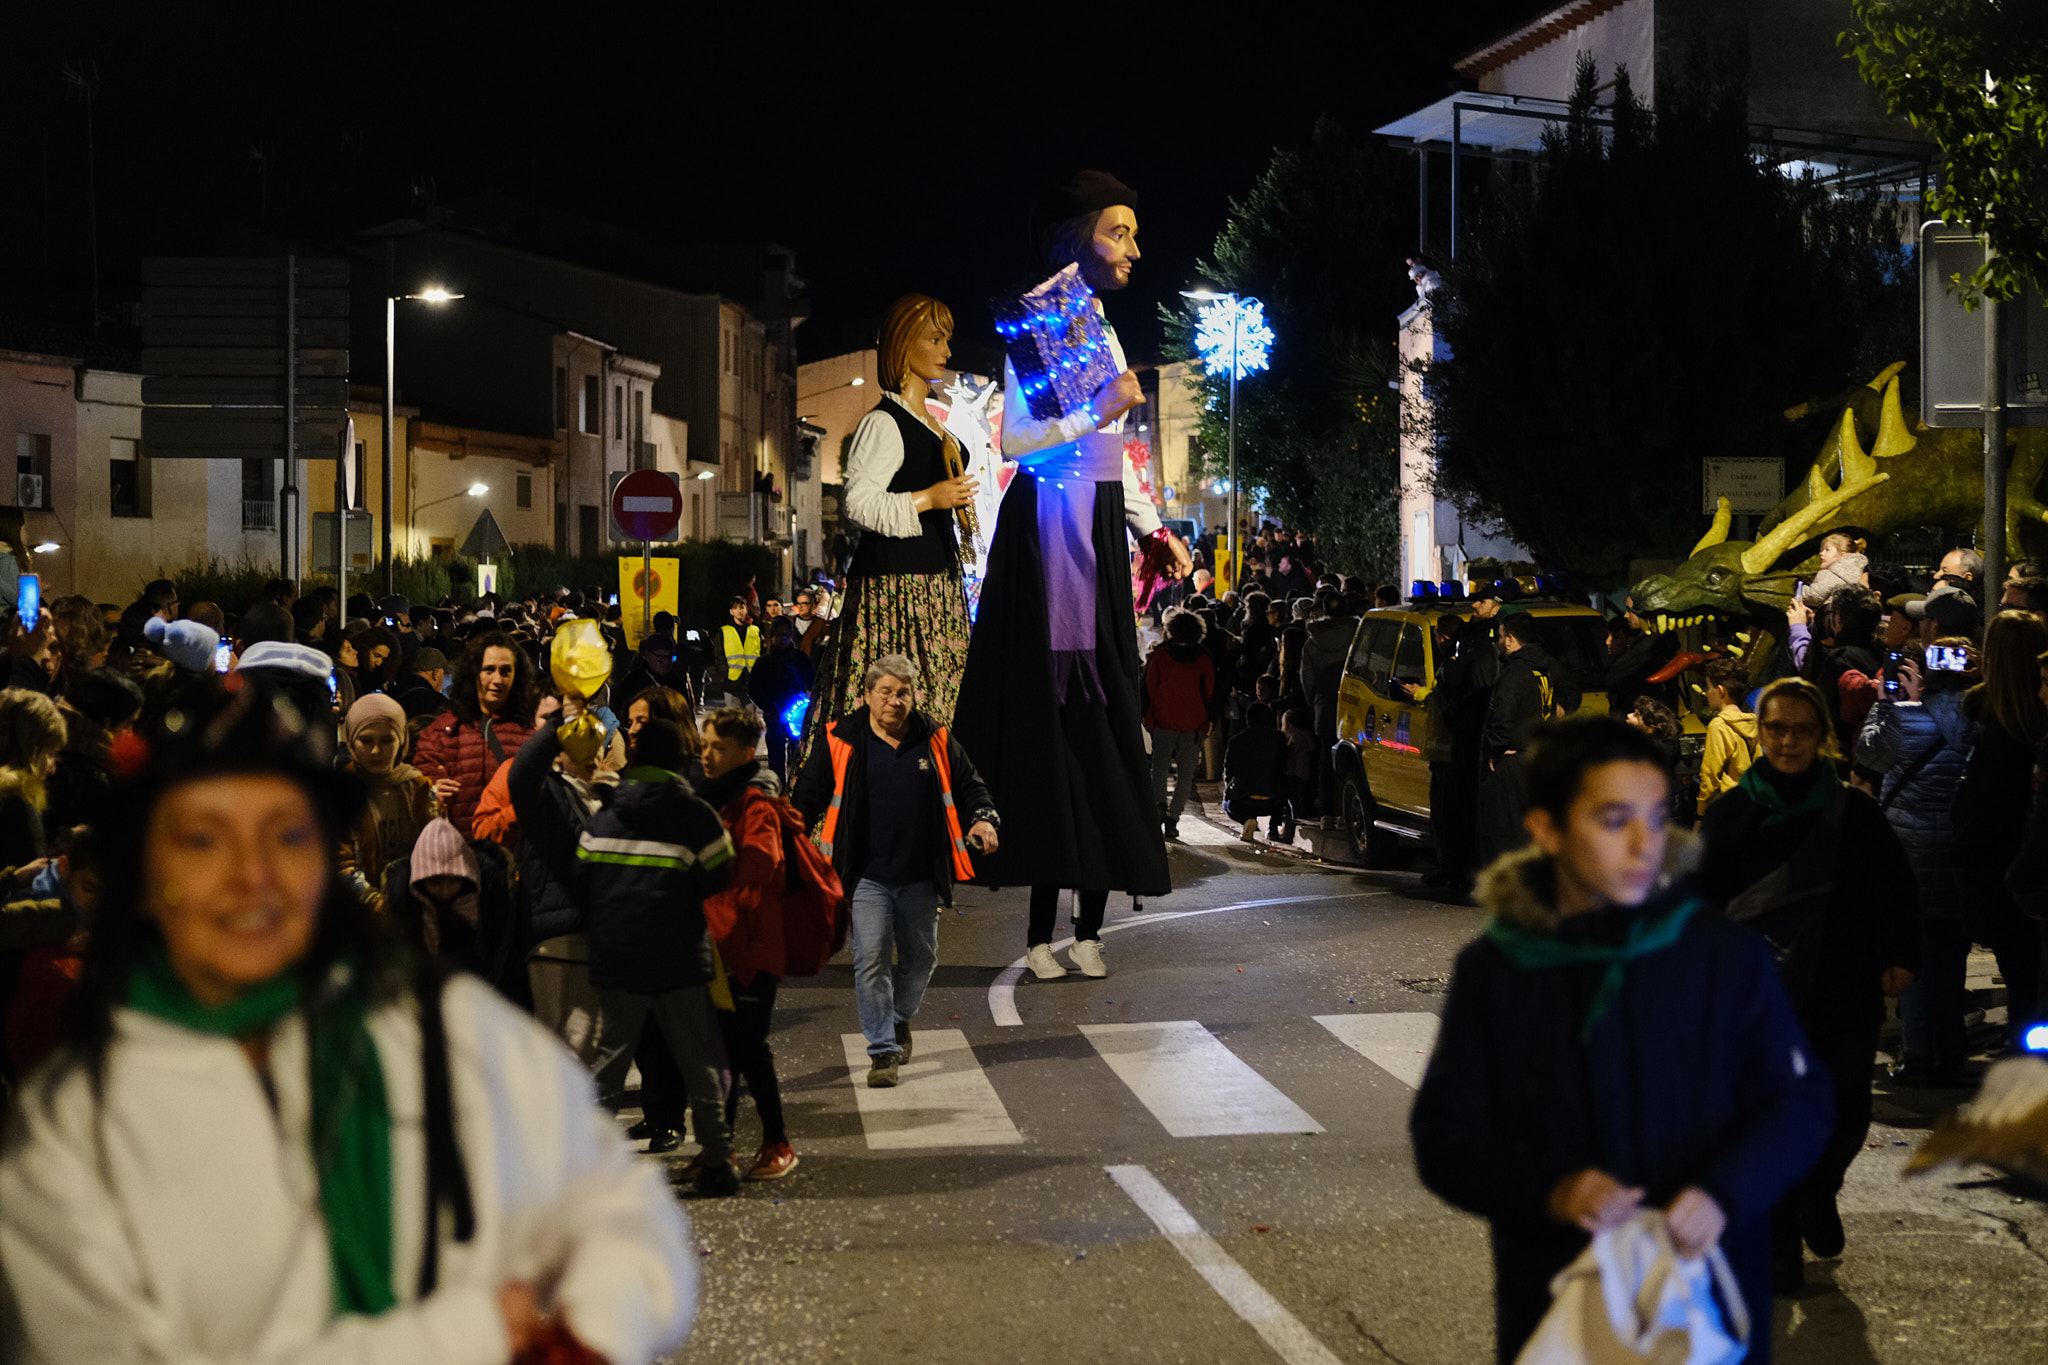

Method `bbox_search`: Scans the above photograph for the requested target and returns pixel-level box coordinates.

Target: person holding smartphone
[1855,639,1975,1087]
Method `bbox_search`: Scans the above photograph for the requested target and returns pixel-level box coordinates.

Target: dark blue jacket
[1412,838,1833,1362]
[574,766,734,994]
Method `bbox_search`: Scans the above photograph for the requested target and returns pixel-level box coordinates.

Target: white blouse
[841,391,945,540]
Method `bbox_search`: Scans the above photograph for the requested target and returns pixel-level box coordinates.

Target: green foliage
[1425,53,1915,581]
[1159,117,1414,576]
[161,557,279,616]
[1846,1,2048,307]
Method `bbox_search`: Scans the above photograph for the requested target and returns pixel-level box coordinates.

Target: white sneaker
[1070,939,1109,978]
[1026,944,1067,980]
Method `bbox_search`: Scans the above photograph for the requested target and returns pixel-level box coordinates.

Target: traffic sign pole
[610,469,684,640]
[284,253,298,590]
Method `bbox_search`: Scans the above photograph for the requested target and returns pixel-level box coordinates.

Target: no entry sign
[612,469,682,542]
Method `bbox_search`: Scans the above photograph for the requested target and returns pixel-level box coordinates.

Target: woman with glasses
[1698,675,1918,1294]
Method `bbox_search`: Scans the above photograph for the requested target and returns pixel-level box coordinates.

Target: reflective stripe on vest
[723,624,761,680]
[817,732,855,858]
[927,726,976,881]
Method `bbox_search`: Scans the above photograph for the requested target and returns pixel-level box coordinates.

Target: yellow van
[1332,602,1614,867]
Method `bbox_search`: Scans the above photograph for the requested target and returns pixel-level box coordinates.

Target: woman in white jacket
[0,681,696,1364]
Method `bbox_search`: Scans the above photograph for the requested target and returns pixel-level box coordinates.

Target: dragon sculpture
[1630,362,2048,639]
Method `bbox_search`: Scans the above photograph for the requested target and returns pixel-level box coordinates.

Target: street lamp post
[1182,288,1273,590]
[383,284,463,593]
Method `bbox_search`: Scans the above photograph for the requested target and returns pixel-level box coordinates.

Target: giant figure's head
[1033,169,1140,293]
[878,294,955,394]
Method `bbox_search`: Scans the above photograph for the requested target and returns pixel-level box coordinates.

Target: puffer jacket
[1412,833,1833,1362]
[698,761,788,985]
[1695,707,1758,814]
[1144,641,1216,733]
[507,715,604,943]
[1857,693,1972,918]
[414,708,534,837]
[574,765,734,995]
[1300,615,1359,739]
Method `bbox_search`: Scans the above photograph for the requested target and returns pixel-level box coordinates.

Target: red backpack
[770,797,848,975]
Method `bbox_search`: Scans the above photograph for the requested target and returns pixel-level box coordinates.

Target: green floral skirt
[799,570,972,764]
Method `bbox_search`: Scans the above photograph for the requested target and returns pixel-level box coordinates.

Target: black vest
[846,399,960,578]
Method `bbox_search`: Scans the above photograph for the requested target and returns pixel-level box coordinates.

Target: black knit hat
[1031,169,1137,266]
[109,676,366,836]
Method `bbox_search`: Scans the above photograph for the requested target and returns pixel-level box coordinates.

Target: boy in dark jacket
[793,655,998,1085]
[576,718,740,1195]
[1144,609,1216,840]
[1223,701,1289,843]
[1412,716,1832,1364]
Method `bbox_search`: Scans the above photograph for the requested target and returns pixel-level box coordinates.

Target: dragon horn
[1874,373,1917,458]
[1691,497,1733,556]
[1741,471,1892,575]
[1864,361,1907,392]
[1831,406,1877,484]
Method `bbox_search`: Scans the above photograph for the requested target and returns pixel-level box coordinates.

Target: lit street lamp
[416,482,489,514]
[384,286,464,592]
[1181,286,1274,588]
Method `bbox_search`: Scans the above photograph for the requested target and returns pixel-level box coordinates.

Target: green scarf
[128,944,394,1317]
[1734,758,1839,826]
[1484,896,1701,1042]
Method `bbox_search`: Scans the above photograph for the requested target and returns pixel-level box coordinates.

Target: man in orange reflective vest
[793,652,999,1088]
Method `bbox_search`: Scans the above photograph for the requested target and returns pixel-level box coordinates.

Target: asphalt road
[649,802,2048,1364]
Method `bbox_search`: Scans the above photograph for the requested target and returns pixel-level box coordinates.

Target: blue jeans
[848,878,941,1058]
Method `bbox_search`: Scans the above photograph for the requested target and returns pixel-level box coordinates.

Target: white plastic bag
[1515,1210,1748,1365]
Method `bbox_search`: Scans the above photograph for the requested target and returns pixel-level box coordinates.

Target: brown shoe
[746,1141,800,1180]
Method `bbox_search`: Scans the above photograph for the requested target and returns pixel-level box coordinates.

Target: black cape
[952,474,1170,895]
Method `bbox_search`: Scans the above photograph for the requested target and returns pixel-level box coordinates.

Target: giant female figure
[803,295,978,752]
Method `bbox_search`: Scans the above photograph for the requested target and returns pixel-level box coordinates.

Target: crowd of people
[1137,525,2048,1355]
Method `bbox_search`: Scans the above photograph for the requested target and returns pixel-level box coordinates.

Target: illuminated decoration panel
[992,264,1120,423]
[1193,296,1274,381]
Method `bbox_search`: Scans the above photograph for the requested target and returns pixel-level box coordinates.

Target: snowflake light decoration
[1192,296,1274,381]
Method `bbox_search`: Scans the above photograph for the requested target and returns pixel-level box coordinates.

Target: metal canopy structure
[1376,91,1936,257]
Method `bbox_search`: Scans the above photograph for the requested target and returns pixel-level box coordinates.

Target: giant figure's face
[1081,206,1140,293]
[907,323,952,383]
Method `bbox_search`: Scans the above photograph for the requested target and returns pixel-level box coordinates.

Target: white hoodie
[0,975,696,1364]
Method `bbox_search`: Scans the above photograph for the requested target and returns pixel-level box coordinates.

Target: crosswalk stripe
[838,1030,1023,1149]
[1080,1021,1324,1137]
[1108,1164,1346,1365]
[1314,1013,1441,1090]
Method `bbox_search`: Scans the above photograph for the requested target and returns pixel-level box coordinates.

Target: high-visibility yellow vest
[723,624,761,680]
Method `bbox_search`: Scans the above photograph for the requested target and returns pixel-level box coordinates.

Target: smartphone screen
[1930,644,1969,671]
[1794,578,1806,602]
[326,673,339,699]
[214,642,232,674]
[15,574,38,626]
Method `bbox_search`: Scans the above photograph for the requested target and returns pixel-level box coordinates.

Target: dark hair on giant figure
[1520,714,1672,820]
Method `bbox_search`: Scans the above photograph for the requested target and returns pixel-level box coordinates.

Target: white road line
[1080,1021,1324,1137]
[1174,816,1241,847]
[987,893,1372,1027]
[839,1030,1023,1149]
[1107,1164,1346,1365]
[1314,1012,1442,1090]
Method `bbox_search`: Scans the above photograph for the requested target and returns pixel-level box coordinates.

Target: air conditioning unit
[16,475,42,509]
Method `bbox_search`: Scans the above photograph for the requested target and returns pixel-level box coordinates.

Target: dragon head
[1629,369,1911,631]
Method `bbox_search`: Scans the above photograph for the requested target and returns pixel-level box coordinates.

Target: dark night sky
[5,3,1546,363]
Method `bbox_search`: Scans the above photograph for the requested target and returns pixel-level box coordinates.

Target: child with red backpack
[697,707,844,1181]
